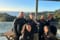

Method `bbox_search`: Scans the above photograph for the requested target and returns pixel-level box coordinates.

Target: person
[20,24,33,40]
[27,13,38,40]
[37,15,49,40]
[47,14,56,26]
[27,13,38,33]
[47,14,57,35]
[13,12,27,40]
[41,25,57,40]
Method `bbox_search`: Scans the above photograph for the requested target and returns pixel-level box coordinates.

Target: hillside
[0,9,60,22]
[0,13,16,22]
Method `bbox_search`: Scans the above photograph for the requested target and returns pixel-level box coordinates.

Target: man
[37,15,48,40]
[47,14,56,26]
[47,14,57,35]
[14,12,26,40]
[27,13,38,33]
[27,13,38,40]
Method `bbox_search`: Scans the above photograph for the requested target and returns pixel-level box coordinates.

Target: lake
[0,22,13,40]
[0,22,60,40]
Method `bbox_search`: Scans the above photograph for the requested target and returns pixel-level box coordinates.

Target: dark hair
[43,25,50,33]
[44,25,50,29]
[44,25,48,28]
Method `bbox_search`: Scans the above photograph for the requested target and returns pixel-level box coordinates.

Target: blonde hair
[21,24,31,34]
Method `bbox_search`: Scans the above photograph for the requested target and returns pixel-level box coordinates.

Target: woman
[41,25,57,40]
[20,24,33,40]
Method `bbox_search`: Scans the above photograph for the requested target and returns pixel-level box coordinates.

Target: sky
[0,0,60,12]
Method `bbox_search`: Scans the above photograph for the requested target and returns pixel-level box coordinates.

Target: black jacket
[14,18,27,35]
[27,19,38,33]
[47,18,56,26]
[50,25,57,35]
[37,20,49,33]
[41,32,57,40]
[47,18,57,35]
[23,28,34,40]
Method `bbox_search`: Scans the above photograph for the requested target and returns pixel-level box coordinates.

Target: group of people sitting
[13,12,57,40]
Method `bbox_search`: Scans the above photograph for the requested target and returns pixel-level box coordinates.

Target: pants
[39,31,43,40]
[14,33,21,40]
[34,33,39,40]
[23,33,34,40]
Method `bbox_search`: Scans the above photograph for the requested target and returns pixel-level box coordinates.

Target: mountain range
[0,9,60,22]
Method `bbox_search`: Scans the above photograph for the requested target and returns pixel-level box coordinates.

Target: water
[0,36,7,40]
[0,22,13,33]
[0,22,60,40]
[0,22,13,40]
